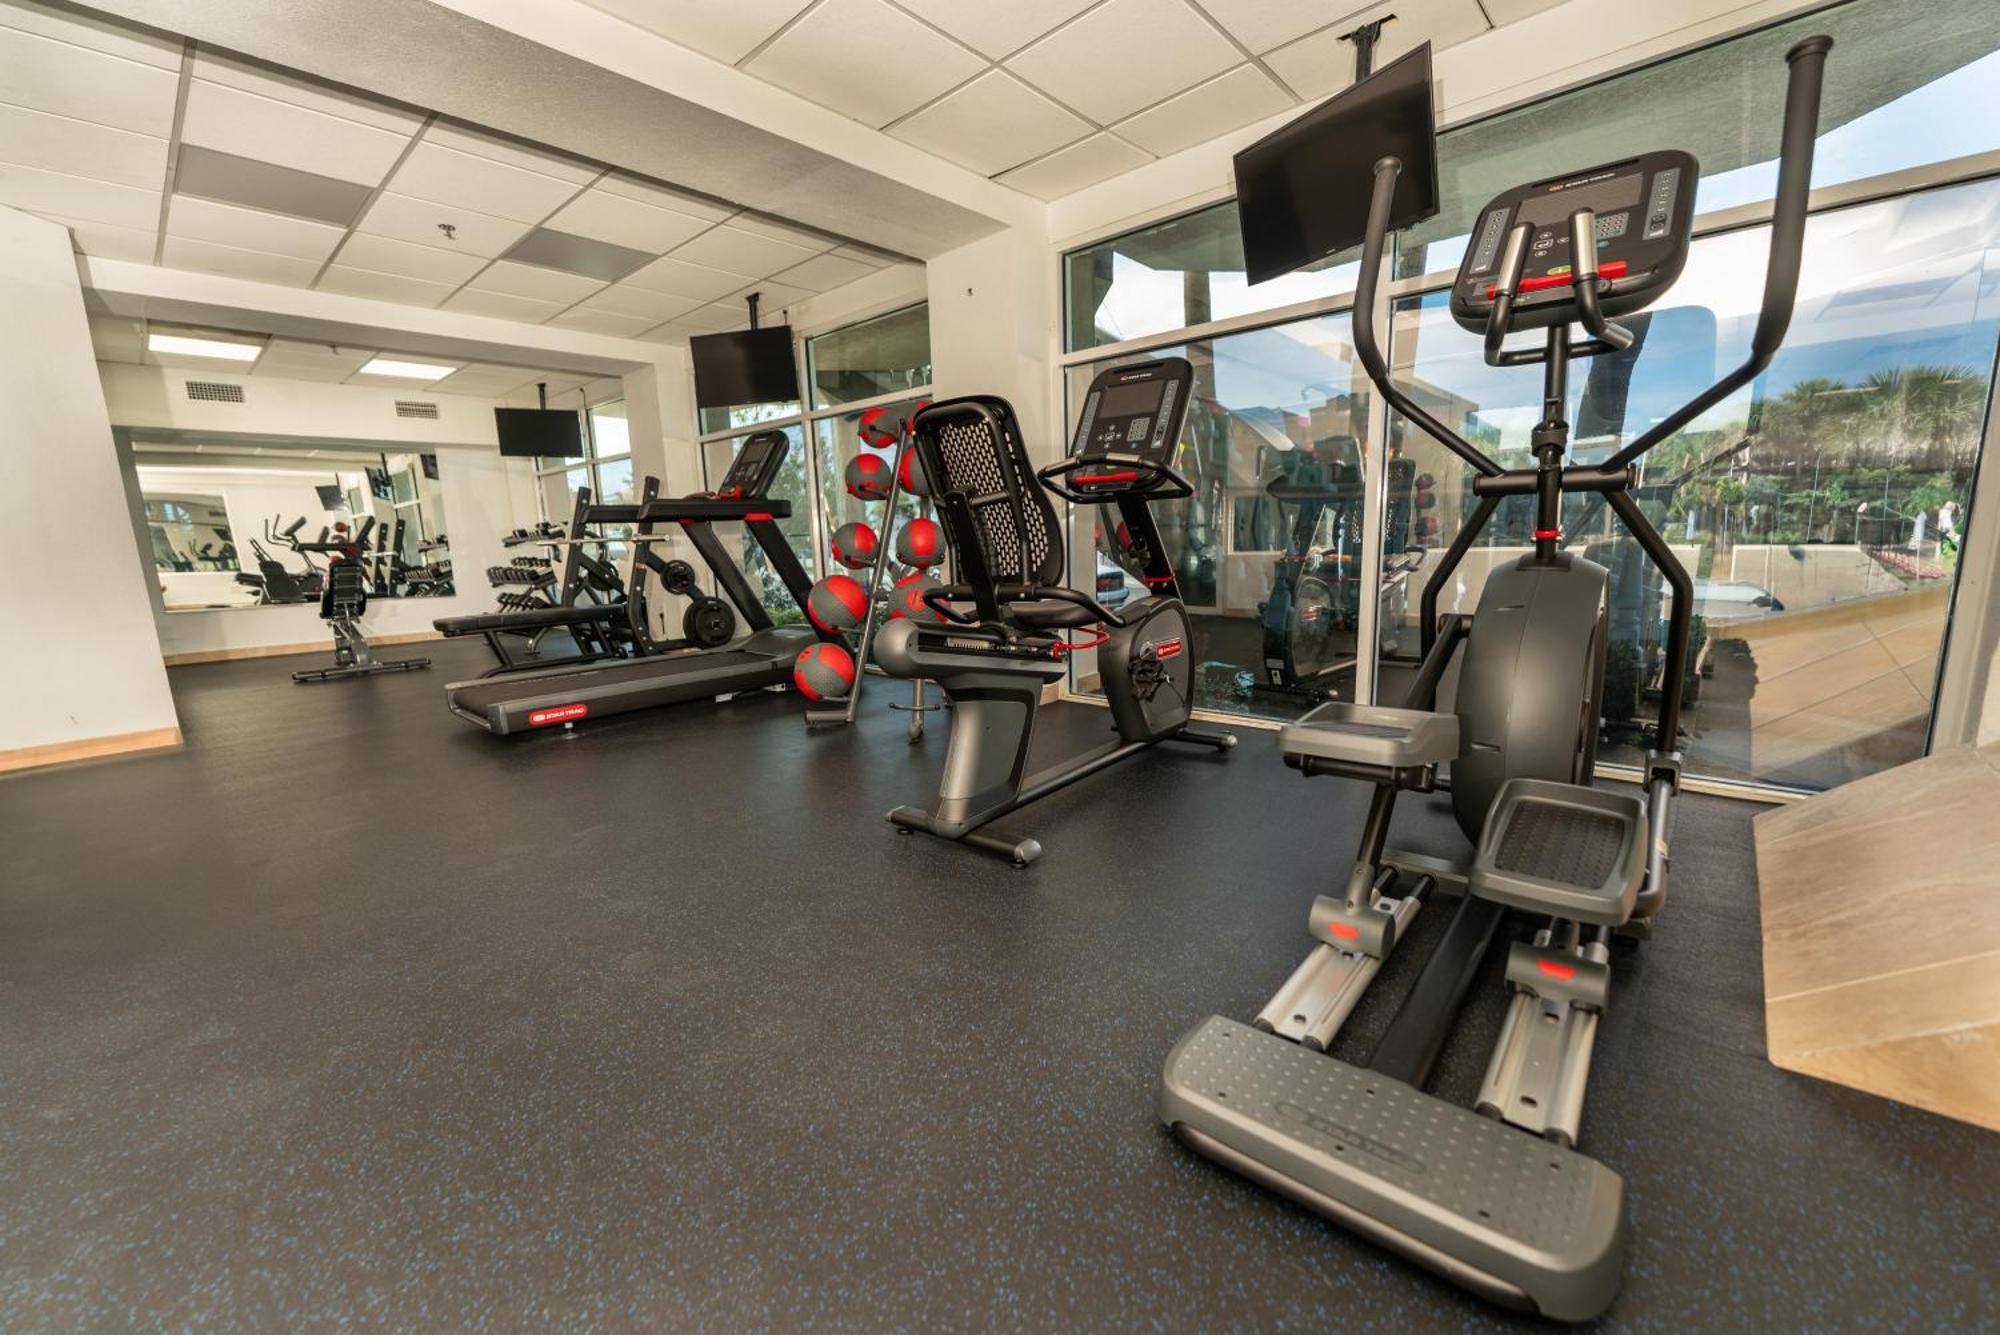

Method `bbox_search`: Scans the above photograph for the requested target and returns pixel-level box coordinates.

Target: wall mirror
[133,444,453,611]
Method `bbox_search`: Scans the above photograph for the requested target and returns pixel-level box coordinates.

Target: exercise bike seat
[1280,701,1459,769]
[1469,779,1646,926]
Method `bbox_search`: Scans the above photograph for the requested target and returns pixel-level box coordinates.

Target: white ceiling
[88,314,598,399]
[0,0,909,347]
[582,0,1567,198]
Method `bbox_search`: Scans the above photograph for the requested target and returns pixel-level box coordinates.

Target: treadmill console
[1450,149,1697,334]
[714,429,791,500]
[1070,357,1194,463]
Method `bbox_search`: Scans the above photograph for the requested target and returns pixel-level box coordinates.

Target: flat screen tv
[494,407,586,459]
[1233,43,1439,285]
[313,483,345,510]
[690,326,798,410]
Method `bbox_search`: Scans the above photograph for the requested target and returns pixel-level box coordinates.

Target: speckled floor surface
[3,638,1994,1330]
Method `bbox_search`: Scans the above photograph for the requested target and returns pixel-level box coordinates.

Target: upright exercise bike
[875,358,1236,865]
[292,519,433,683]
[1159,34,1829,1321]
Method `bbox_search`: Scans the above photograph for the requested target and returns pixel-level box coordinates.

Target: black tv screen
[690,326,798,410]
[1234,43,1439,285]
[494,407,586,458]
[314,484,345,510]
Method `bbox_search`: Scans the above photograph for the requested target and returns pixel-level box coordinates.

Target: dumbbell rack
[804,417,940,741]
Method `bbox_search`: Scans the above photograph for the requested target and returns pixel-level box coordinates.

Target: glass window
[1064,201,1360,352]
[1397,0,2000,277]
[807,304,932,408]
[589,399,630,457]
[701,425,811,625]
[698,399,799,437]
[1068,318,1383,722]
[596,456,635,506]
[1378,179,1997,789]
[813,398,927,551]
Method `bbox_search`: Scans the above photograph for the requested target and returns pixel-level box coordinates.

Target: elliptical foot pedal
[1470,780,1645,925]
[1160,1016,1626,1321]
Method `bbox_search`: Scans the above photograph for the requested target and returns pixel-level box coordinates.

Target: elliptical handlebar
[1352,163,1504,479]
[1604,34,1830,469]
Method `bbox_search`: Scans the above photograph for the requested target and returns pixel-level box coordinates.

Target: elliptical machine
[291,518,433,683]
[875,358,1236,866]
[1159,35,1829,1321]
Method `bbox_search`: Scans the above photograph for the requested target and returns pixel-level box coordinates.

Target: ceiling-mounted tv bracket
[746,291,762,330]
[1341,14,1395,80]
[536,381,547,409]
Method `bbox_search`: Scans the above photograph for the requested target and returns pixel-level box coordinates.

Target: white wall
[0,207,179,755]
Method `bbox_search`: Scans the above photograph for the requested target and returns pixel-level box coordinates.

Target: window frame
[1051,3,2000,796]
[693,303,934,581]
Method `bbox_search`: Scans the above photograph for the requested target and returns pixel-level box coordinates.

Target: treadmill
[443,430,826,734]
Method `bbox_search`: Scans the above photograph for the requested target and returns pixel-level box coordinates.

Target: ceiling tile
[578,284,703,323]
[830,244,895,267]
[0,162,158,230]
[669,223,816,279]
[1113,63,1293,157]
[356,191,530,258]
[744,0,985,128]
[997,133,1152,200]
[622,254,753,301]
[388,142,587,224]
[435,363,543,394]
[1190,0,1359,54]
[52,213,157,262]
[675,304,754,335]
[505,228,655,282]
[890,71,1089,177]
[422,120,599,186]
[723,279,813,313]
[547,306,659,338]
[174,146,375,227]
[334,231,487,285]
[465,259,606,304]
[1483,0,1566,20]
[636,325,692,345]
[1265,0,1487,101]
[441,287,569,322]
[251,359,355,382]
[773,250,875,292]
[0,26,179,136]
[0,0,181,68]
[597,172,736,222]
[578,0,816,64]
[543,187,714,253]
[167,195,345,262]
[188,50,424,135]
[893,0,1097,60]
[316,264,459,307]
[180,79,413,187]
[728,213,837,253]
[1008,0,1239,125]
[258,338,375,370]
[162,235,321,286]
[0,103,166,190]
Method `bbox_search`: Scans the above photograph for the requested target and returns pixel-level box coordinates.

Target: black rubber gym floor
[3,639,1993,1329]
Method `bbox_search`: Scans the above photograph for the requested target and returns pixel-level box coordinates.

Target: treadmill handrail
[638,498,794,522]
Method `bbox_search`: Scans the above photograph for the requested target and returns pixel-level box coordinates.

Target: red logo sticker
[1154,637,1184,661]
[1328,922,1360,941]
[529,703,589,727]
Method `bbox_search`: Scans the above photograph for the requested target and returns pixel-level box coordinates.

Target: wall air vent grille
[185,381,245,403]
[395,400,441,420]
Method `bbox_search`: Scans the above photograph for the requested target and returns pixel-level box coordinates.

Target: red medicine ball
[794,642,856,701]
[830,521,878,570]
[806,574,869,636]
[894,517,943,569]
[845,453,891,500]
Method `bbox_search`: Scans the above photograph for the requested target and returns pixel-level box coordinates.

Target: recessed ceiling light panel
[360,357,459,381]
[148,333,262,362]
